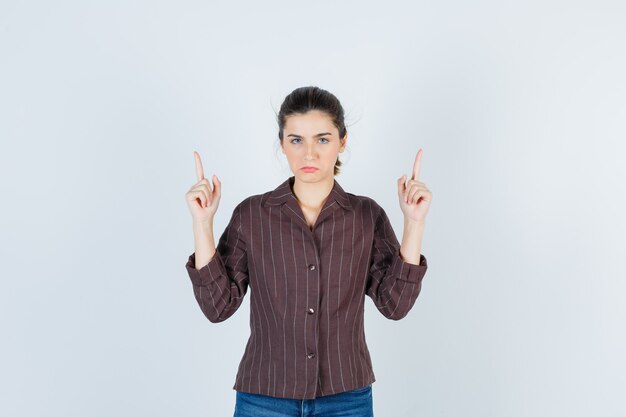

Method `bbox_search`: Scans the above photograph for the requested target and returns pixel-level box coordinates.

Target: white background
[1,1,625,416]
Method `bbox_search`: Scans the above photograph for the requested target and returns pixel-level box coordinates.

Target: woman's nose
[305,147,317,159]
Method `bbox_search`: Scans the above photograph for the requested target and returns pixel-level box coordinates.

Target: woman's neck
[291,176,334,210]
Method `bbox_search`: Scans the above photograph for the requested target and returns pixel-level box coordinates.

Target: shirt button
[309,264,316,271]
[308,308,315,314]
[307,353,315,359]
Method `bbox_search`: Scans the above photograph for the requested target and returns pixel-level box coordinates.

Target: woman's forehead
[284,111,336,134]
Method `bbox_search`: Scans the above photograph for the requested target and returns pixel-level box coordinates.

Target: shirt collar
[264,175,353,210]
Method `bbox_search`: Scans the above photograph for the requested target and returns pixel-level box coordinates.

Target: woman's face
[281,110,347,182]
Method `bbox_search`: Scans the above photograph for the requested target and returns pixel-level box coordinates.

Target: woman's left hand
[397,148,432,223]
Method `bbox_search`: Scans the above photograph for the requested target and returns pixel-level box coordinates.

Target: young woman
[185,86,432,417]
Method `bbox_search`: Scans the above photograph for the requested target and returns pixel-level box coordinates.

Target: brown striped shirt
[185,175,428,400]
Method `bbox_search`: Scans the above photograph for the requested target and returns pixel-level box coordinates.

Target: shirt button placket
[307,264,317,316]
[306,232,322,399]
[306,261,318,394]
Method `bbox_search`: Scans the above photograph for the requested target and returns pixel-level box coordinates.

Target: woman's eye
[290,138,330,144]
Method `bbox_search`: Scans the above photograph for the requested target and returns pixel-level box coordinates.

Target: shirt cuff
[391,253,428,284]
[185,251,225,287]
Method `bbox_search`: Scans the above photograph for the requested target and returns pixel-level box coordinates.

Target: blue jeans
[233,384,374,417]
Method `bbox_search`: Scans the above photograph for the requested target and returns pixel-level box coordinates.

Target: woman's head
[277,86,347,181]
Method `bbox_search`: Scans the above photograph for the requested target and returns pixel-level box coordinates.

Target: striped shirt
[185,175,428,400]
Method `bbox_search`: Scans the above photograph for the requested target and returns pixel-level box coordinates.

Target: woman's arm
[185,204,250,323]
[365,207,428,321]
[397,148,431,265]
[399,218,425,265]
[192,218,217,269]
[184,151,248,323]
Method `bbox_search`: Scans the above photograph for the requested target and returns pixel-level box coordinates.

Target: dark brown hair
[277,86,347,176]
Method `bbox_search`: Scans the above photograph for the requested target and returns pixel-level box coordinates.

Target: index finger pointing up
[411,148,423,180]
[194,151,205,181]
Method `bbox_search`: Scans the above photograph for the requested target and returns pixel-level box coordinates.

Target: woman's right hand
[185,151,221,223]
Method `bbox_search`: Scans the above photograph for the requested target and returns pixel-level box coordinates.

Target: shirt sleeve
[185,203,249,323]
[365,206,428,320]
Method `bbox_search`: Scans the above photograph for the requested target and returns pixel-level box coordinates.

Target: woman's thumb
[212,175,221,195]
[397,175,406,194]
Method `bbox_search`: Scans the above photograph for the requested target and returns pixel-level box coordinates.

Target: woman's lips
[301,167,319,172]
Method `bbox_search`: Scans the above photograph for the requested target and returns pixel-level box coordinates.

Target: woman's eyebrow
[287,132,332,138]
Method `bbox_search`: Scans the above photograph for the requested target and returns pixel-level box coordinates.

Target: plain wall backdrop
[1,1,625,416]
